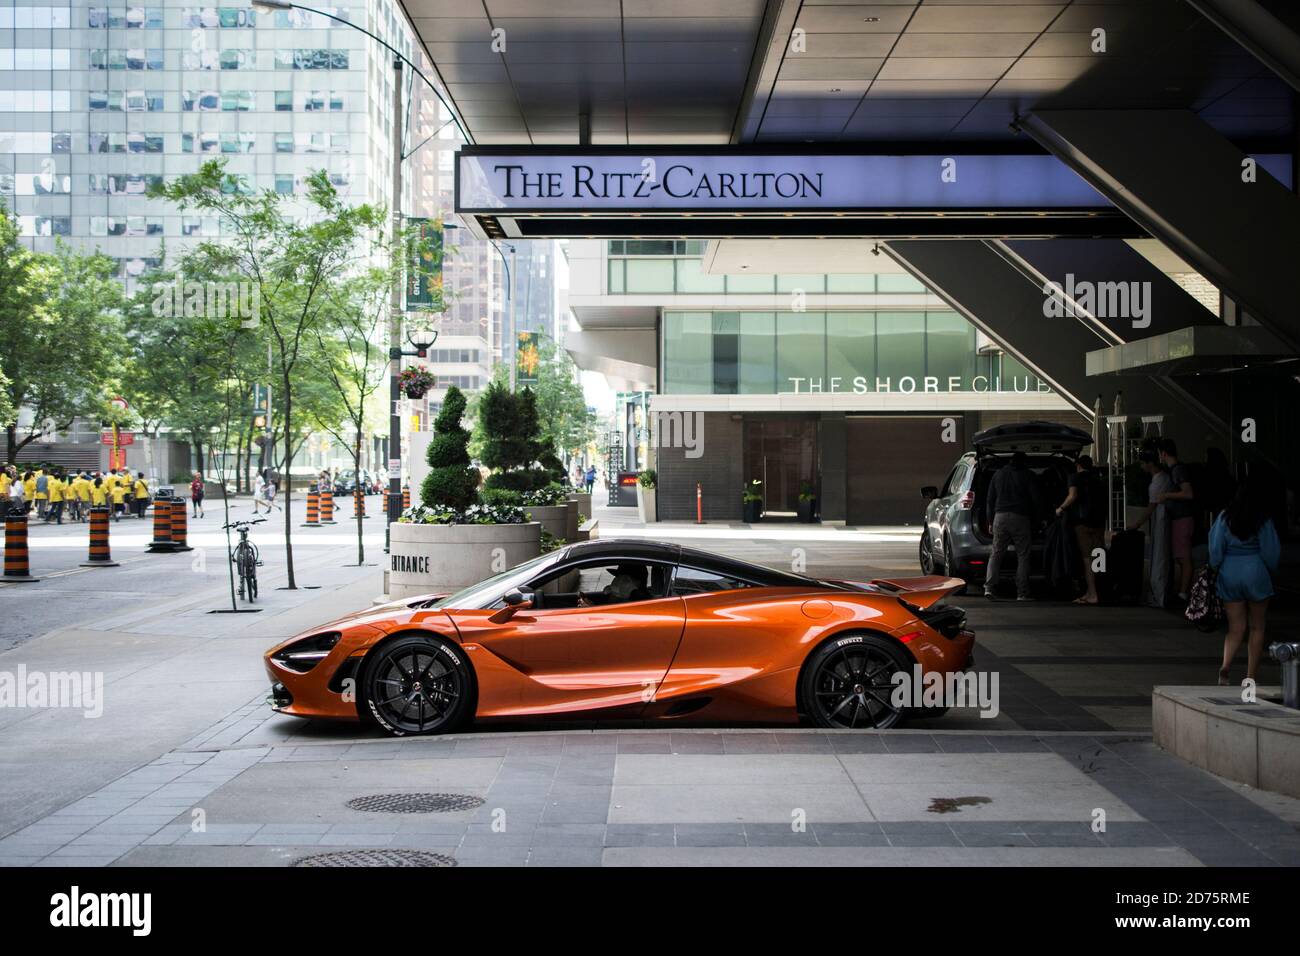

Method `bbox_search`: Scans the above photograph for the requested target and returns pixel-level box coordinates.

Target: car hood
[321,592,451,628]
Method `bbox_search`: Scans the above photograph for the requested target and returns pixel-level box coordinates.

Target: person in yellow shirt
[110,473,128,521]
[23,472,37,509]
[91,476,108,508]
[0,467,11,519]
[45,471,66,525]
[132,472,150,519]
[76,473,93,522]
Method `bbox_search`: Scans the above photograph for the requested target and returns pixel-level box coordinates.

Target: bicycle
[223,517,265,601]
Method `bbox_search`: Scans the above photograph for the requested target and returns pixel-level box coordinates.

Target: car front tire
[360,634,473,737]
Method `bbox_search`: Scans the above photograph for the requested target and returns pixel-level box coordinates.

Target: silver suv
[919,422,1093,588]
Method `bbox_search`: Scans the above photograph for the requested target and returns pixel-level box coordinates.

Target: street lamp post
[251,0,467,544]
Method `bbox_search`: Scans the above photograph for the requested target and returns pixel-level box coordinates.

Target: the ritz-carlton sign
[456,151,1109,213]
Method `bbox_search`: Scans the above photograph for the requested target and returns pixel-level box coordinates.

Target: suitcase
[1102,529,1144,605]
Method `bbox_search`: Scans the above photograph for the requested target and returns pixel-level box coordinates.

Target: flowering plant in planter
[398,502,526,525]
[398,366,436,399]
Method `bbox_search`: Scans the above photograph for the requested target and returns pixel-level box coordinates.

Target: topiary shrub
[420,385,479,512]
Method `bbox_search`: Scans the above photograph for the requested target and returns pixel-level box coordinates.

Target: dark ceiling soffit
[732,0,800,145]
[489,215,1141,240]
[1186,0,1300,93]
[395,0,474,146]
[879,240,1091,417]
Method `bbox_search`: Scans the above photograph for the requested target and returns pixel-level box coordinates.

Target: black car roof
[561,538,818,588]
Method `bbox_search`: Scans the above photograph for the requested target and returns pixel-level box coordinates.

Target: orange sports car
[264,539,975,736]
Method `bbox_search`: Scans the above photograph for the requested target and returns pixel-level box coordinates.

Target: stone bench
[1153,685,1300,798]
[578,518,598,541]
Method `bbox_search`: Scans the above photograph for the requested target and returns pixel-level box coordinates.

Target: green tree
[0,203,125,463]
[307,270,391,564]
[479,380,551,495]
[151,160,386,588]
[531,340,598,465]
[420,385,479,511]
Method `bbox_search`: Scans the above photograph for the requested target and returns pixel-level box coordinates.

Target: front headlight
[271,631,341,672]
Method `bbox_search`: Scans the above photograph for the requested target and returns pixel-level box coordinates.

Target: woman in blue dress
[1212,479,1281,685]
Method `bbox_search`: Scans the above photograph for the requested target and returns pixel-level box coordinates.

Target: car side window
[939,465,962,497]
[672,565,753,596]
[525,559,672,608]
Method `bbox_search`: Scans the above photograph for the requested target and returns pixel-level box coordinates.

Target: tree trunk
[354,425,364,565]
[281,368,295,589]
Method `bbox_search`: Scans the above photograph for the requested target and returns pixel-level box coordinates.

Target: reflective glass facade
[663,310,1045,395]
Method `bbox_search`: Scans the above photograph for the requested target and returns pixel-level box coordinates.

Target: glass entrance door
[743,417,818,518]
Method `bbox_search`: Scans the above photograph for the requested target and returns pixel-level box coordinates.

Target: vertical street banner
[406,218,443,312]
[516,330,542,387]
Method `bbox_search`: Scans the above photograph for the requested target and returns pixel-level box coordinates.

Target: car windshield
[426,550,564,610]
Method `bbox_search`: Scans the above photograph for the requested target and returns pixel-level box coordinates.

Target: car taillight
[958,491,974,509]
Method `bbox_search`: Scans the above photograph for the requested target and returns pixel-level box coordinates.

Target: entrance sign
[457,150,1110,214]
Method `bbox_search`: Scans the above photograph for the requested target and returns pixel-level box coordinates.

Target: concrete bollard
[353,487,368,520]
[402,485,411,510]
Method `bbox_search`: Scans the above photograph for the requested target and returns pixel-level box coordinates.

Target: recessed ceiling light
[863,17,879,22]
[829,87,842,92]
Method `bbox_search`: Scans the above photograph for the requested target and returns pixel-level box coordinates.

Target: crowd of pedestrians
[0,465,151,523]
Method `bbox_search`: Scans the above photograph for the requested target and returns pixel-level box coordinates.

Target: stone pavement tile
[775,735,835,754]
[593,847,1185,868]
[1027,832,1105,847]
[256,823,333,835]
[386,834,461,851]
[721,733,782,754]
[838,752,1083,785]
[610,783,874,825]
[461,824,535,847]
[933,735,996,753]
[454,846,530,867]
[527,847,603,867]
[744,824,819,847]
[827,734,888,754]
[531,824,606,847]
[988,736,1053,753]
[675,823,745,847]
[35,856,117,867]
[614,753,851,786]
[453,739,511,757]
[341,745,402,761]
[327,822,400,835]
[540,799,610,825]
[1098,822,1175,847]
[559,736,618,754]
[504,736,567,755]
[882,736,941,753]
[603,824,674,847]
[315,833,394,847]
[955,832,1035,848]
[0,840,65,858]
[395,818,471,834]
[668,734,725,754]
[855,781,1142,823]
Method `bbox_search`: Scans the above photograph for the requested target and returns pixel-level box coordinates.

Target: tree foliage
[420,385,479,511]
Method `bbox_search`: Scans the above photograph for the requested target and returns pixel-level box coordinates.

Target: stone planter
[526,504,568,542]
[567,492,593,523]
[636,485,657,523]
[564,499,581,542]
[388,521,540,599]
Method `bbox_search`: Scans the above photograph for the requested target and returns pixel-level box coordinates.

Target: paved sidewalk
[2,724,1297,867]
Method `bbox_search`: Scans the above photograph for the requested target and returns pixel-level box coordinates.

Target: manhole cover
[292,849,456,868]
[346,792,485,813]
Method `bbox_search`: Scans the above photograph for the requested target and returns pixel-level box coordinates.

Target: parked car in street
[919,421,1094,588]
[265,539,974,735]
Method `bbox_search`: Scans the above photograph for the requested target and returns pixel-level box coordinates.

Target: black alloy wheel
[361,635,472,737]
[803,634,911,730]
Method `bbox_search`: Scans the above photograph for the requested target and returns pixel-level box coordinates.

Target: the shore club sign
[456,151,1110,213]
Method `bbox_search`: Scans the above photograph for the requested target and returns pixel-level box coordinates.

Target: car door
[929,463,963,550]
[450,558,686,717]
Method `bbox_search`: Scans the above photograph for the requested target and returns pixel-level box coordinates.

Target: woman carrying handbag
[1202,478,1280,686]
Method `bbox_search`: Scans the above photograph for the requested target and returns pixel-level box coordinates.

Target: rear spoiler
[865,574,966,610]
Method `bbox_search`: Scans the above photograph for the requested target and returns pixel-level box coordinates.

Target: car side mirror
[921,486,939,500]
[488,589,533,623]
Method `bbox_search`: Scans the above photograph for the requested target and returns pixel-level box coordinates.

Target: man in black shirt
[1057,454,1106,604]
[984,452,1042,601]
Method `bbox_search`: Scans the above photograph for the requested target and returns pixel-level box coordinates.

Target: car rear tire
[360,634,473,737]
[802,633,913,730]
